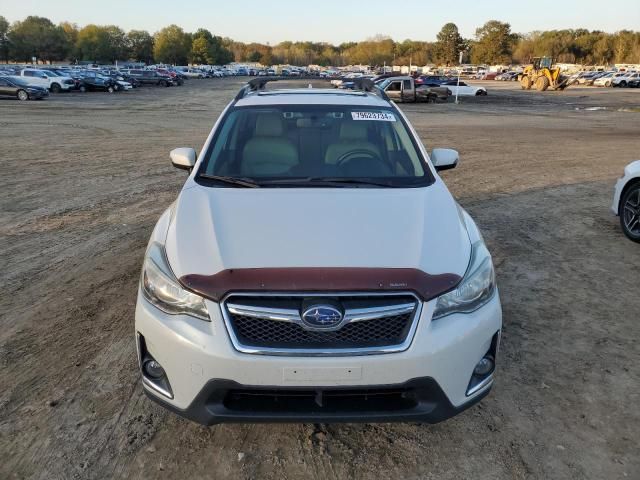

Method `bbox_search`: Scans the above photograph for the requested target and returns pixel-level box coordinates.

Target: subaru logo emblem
[301,305,343,329]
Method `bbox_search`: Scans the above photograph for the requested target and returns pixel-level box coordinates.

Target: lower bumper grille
[222,294,420,355]
[224,387,418,413]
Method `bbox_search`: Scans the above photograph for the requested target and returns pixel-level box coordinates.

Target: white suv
[135,78,502,424]
[612,72,639,87]
[18,68,75,92]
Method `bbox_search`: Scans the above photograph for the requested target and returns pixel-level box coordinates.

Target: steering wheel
[335,149,392,176]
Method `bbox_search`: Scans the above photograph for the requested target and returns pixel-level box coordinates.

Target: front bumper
[135,291,502,424]
[144,376,491,425]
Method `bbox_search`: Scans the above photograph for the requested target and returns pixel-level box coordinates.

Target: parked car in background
[443,80,488,96]
[627,78,640,88]
[77,72,118,93]
[478,72,498,80]
[0,76,49,100]
[156,68,185,85]
[415,75,450,85]
[496,72,519,81]
[18,68,75,93]
[179,68,205,79]
[581,71,607,86]
[127,70,174,87]
[612,160,640,243]
[379,76,447,102]
[612,72,639,87]
[593,72,625,87]
[102,70,141,88]
[41,68,81,90]
[421,82,453,99]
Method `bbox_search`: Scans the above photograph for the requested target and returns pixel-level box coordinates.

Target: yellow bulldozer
[519,57,573,91]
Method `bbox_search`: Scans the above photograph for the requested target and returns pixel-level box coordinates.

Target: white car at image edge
[612,160,640,243]
[135,78,502,424]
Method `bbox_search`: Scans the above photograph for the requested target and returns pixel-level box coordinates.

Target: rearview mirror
[431,148,459,172]
[170,147,197,171]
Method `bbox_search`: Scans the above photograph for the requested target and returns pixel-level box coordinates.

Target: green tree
[190,36,211,64]
[434,23,466,65]
[0,16,9,63]
[8,16,69,63]
[472,20,517,64]
[214,38,234,65]
[193,28,214,44]
[248,50,262,62]
[127,30,154,63]
[76,25,126,63]
[59,22,79,61]
[260,50,273,66]
[154,25,191,65]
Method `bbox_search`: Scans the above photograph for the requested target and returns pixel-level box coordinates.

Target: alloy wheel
[622,187,640,238]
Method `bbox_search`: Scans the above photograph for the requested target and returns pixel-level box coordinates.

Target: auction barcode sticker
[351,111,396,122]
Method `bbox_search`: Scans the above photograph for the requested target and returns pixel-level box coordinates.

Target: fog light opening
[137,333,174,399]
[466,331,500,397]
[143,360,166,379]
[473,356,495,377]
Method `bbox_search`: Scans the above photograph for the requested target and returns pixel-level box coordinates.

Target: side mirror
[431,148,459,172]
[170,147,197,171]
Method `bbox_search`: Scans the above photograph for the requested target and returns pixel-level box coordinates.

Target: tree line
[0,15,638,66]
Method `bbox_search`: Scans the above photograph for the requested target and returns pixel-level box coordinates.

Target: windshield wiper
[308,177,401,187]
[198,174,261,188]
[258,177,402,187]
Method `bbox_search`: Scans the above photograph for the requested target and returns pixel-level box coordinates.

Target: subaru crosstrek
[135,78,502,424]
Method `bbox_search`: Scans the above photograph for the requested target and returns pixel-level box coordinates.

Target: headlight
[432,240,496,320]
[141,242,209,321]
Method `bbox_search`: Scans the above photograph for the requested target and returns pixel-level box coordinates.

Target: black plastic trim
[143,376,491,425]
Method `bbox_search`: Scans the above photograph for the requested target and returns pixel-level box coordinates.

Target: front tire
[159,80,168,87]
[605,81,612,87]
[17,89,29,101]
[50,83,61,93]
[521,76,532,90]
[620,182,640,243]
[536,76,550,91]
[79,85,87,93]
[107,86,115,93]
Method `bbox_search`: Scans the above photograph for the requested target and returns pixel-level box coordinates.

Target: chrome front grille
[221,293,421,356]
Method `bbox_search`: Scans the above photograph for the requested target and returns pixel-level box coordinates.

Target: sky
[2,0,639,44]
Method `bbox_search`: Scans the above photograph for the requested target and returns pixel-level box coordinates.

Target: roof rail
[234,75,389,102]
[234,76,310,100]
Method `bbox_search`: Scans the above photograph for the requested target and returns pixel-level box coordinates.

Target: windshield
[197,105,431,188]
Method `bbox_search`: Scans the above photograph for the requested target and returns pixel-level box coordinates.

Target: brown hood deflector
[180,268,461,302]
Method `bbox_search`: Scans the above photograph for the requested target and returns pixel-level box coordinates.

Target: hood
[165,183,471,284]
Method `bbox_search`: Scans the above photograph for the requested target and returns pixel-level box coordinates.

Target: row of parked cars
[0,65,221,101]
[333,73,488,101]
[482,69,640,87]
[572,70,640,87]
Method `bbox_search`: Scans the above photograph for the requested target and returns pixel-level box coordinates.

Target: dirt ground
[1,79,639,480]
